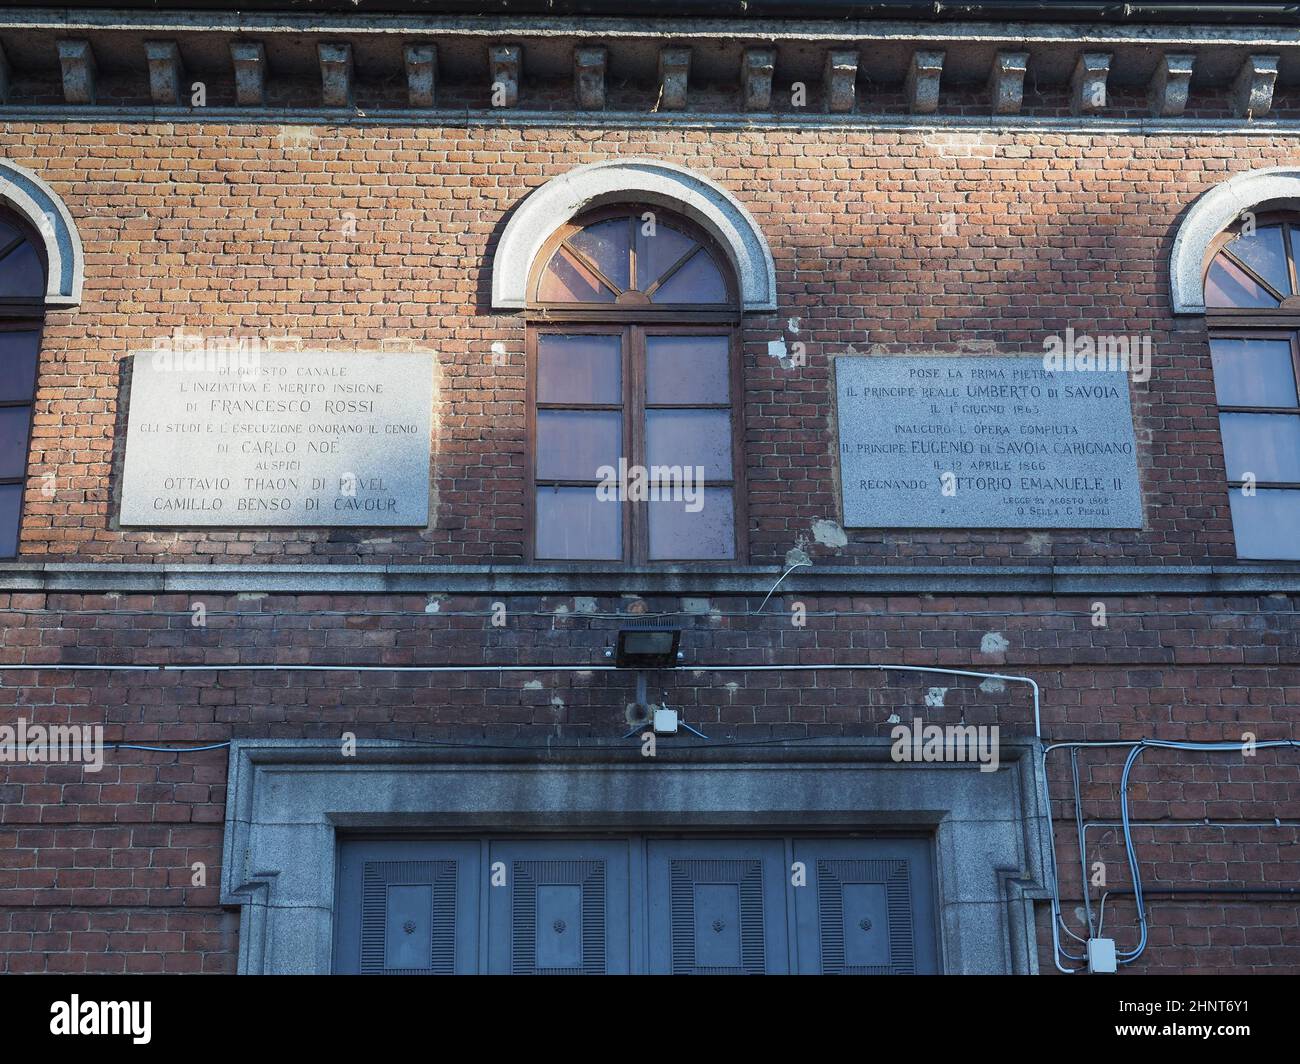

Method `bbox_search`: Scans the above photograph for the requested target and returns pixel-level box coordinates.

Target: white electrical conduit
[1042,738,1300,973]
[0,661,1042,737]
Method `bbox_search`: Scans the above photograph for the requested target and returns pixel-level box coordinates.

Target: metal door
[792,837,939,974]
[335,835,938,974]
[646,838,789,974]
[486,840,631,974]
[334,839,481,974]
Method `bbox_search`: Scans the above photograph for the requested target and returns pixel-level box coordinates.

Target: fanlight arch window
[527,206,744,563]
[0,210,47,558]
[533,209,734,309]
[1204,214,1300,560]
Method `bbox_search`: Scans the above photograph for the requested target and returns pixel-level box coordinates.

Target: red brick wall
[1,119,1298,974]
[0,588,1296,973]
[4,123,1297,564]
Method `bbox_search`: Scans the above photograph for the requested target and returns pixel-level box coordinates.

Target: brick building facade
[0,1,1297,975]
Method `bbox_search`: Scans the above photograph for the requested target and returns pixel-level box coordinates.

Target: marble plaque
[120,350,434,526]
[835,356,1142,528]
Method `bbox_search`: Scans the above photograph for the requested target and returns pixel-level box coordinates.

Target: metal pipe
[1104,886,1300,896]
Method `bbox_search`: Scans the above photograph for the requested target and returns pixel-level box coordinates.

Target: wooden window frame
[525,206,747,564]
[0,210,48,560]
[1203,211,1300,322]
[1202,212,1300,563]
[1210,327,1300,492]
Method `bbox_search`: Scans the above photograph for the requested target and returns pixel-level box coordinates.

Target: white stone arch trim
[1171,166,1300,315]
[0,159,85,307]
[492,158,777,312]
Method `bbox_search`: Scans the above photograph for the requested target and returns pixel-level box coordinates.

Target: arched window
[0,209,46,558]
[526,206,744,562]
[1204,214,1300,560]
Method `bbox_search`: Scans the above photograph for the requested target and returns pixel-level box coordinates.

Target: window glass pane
[0,406,32,479]
[646,409,732,478]
[0,483,21,557]
[536,486,621,560]
[1205,256,1279,309]
[0,220,20,247]
[0,330,41,404]
[537,248,616,303]
[536,410,621,481]
[634,224,695,290]
[646,335,729,404]
[1228,488,1300,560]
[537,334,621,405]
[567,218,630,292]
[1228,225,1291,296]
[1209,337,1297,407]
[0,240,45,300]
[648,488,735,560]
[1220,412,1300,482]
[650,249,728,304]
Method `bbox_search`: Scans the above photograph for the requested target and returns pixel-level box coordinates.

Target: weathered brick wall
[4,123,1298,564]
[0,588,1296,972]
[2,116,1298,974]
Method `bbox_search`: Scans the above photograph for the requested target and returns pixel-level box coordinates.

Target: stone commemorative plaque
[835,356,1142,528]
[120,351,434,526]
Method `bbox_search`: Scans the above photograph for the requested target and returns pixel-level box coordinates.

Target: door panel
[487,840,631,974]
[792,838,939,974]
[646,839,789,974]
[334,840,481,974]
[337,835,939,974]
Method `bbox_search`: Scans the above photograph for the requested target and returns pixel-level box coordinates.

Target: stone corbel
[230,42,266,107]
[1071,52,1111,115]
[906,50,944,114]
[989,51,1029,114]
[144,41,183,106]
[657,46,690,111]
[574,46,606,110]
[57,40,96,105]
[1233,54,1279,118]
[405,44,436,108]
[318,43,353,108]
[489,44,521,108]
[1148,53,1194,117]
[823,49,858,113]
[743,48,775,112]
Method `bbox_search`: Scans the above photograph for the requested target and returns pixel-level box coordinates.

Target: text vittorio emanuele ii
[835,358,1143,529]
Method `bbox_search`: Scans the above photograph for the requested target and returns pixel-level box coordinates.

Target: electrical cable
[1116,738,1300,964]
[755,559,812,614]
